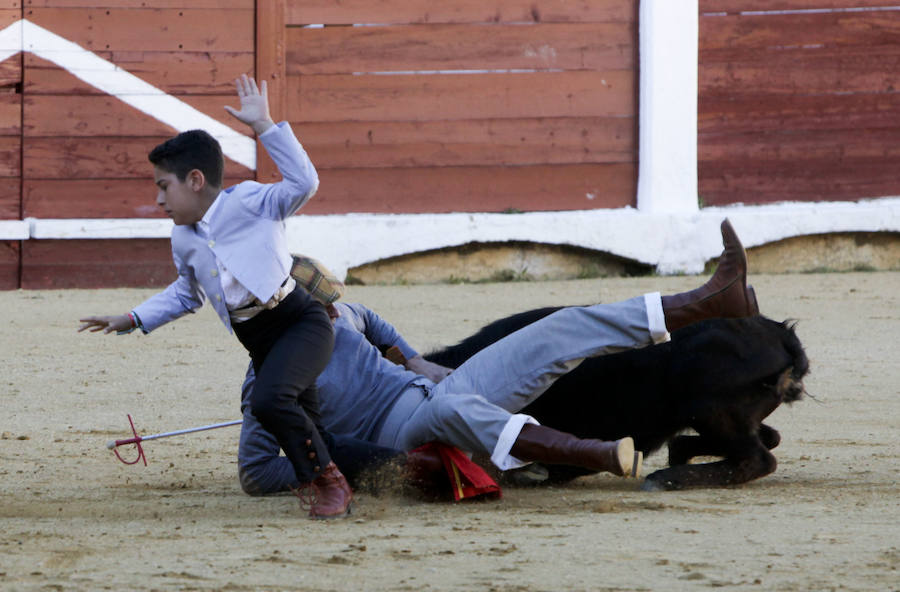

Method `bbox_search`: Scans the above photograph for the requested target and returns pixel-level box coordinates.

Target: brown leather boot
[661,219,759,332]
[294,462,353,519]
[510,424,642,478]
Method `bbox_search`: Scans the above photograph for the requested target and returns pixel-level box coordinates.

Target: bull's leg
[667,434,720,466]
[758,423,781,450]
[668,423,780,465]
[643,437,776,491]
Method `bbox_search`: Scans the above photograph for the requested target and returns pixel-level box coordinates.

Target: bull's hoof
[641,470,682,491]
[640,479,666,492]
[500,463,549,487]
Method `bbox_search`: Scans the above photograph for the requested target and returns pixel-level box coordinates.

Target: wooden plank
[0,7,18,28]
[288,22,636,75]
[0,176,19,219]
[21,238,176,289]
[286,0,637,25]
[23,137,253,179]
[23,176,246,219]
[27,1,251,8]
[700,11,900,51]
[256,0,286,182]
[0,93,20,135]
[700,128,900,163]
[699,160,900,205]
[700,0,900,14]
[302,163,637,214]
[700,46,900,95]
[699,92,900,134]
[24,94,251,136]
[25,179,164,218]
[699,5,900,206]
[24,163,638,216]
[294,117,636,168]
[289,70,636,122]
[0,134,20,177]
[24,51,253,95]
[25,7,254,52]
[0,240,19,290]
[699,128,900,204]
[0,55,22,89]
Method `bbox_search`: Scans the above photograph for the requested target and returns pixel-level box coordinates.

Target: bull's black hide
[425,308,808,490]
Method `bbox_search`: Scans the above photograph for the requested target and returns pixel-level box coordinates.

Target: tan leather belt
[230,276,297,322]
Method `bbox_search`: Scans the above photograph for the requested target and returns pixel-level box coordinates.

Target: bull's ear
[779,319,809,380]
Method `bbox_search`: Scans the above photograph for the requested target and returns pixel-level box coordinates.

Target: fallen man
[239,220,769,499]
[425,312,808,490]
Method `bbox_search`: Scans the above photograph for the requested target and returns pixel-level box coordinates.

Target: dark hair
[148,129,225,188]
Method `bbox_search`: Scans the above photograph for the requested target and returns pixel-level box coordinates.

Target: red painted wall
[699,1,900,205]
[2,1,898,288]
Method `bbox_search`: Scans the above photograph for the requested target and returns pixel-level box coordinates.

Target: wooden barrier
[698,0,900,205]
[268,0,640,214]
[15,1,255,287]
[0,1,19,288]
[0,1,898,287]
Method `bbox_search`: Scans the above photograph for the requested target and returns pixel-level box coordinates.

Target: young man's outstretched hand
[78,315,133,334]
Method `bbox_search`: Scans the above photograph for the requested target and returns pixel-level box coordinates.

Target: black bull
[425,309,809,491]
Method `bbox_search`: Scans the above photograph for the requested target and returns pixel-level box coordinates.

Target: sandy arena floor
[1,272,898,591]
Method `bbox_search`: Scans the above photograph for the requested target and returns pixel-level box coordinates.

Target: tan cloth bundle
[290,255,345,306]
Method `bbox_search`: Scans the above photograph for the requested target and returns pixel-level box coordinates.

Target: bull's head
[775,366,807,404]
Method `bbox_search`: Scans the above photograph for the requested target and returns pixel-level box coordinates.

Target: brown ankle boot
[661,218,759,332]
[294,462,353,519]
[510,424,642,478]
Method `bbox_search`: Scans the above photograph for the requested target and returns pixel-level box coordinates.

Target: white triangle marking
[0,19,256,169]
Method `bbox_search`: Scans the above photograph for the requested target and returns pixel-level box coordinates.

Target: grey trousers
[373,294,668,469]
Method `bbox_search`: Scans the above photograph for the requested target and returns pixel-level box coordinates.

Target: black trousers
[233,286,335,483]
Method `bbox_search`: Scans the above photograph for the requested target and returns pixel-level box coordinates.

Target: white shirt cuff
[644,291,671,344]
[491,414,540,470]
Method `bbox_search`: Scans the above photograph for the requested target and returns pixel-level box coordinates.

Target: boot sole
[746,285,759,316]
[310,501,353,520]
[616,437,643,478]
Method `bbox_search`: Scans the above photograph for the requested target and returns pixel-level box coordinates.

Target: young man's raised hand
[224,74,274,136]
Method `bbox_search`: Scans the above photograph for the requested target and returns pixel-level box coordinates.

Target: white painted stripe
[0,17,21,61]
[281,199,900,276]
[0,220,29,240]
[28,217,174,240]
[0,19,257,170]
[16,199,897,276]
[637,0,699,214]
[739,7,900,16]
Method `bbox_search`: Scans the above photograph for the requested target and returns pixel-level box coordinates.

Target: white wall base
[20,197,900,279]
